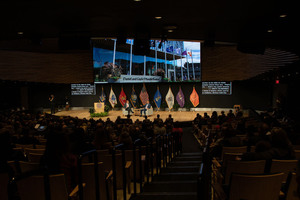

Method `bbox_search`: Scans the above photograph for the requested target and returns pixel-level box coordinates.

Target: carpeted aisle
[130,123,202,200]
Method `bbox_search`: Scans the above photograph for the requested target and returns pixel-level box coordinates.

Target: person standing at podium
[123,100,133,116]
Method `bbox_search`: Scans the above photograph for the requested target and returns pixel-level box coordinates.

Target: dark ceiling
[0,0,299,54]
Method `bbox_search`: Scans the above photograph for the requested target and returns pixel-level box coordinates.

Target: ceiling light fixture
[267,29,273,33]
[155,16,162,20]
[279,14,287,18]
[17,31,24,35]
[168,30,174,32]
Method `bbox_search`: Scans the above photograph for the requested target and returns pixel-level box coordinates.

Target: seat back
[17,173,68,200]
[0,173,9,200]
[103,154,124,189]
[270,159,297,182]
[229,173,284,200]
[81,162,111,200]
[294,150,300,160]
[124,149,144,180]
[221,146,248,160]
[24,148,45,156]
[222,153,242,169]
[225,160,266,185]
[27,153,43,163]
[285,172,298,200]
[19,161,40,173]
[81,149,110,163]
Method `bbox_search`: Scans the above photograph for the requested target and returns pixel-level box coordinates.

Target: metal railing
[6,132,183,200]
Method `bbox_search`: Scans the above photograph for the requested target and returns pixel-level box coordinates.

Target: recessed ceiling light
[133,0,141,2]
[155,16,162,20]
[168,30,174,33]
[279,14,287,18]
[17,31,24,35]
[267,29,273,33]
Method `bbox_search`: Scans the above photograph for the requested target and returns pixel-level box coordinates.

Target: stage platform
[54,109,208,122]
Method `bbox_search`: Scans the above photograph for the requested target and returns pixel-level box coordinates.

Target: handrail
[77,149,100,200]
[197,130,213,200]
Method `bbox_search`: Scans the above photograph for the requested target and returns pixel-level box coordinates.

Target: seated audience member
[154,114,163,125]
[210,123,242,157]
[118,132,133,150]
[242,127,295,161]
[0,128,25,174]
[92,123,111,150]
[41,131,78,193]
[16,127,40,145]
[154,121,166,136]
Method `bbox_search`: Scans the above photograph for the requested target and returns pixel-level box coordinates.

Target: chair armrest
[212,158,221,168]
[69,183,86,197]
[125,161,132,169]
[106,170,113,180]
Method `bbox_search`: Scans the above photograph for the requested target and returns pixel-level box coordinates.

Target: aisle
[130,125,202,200]
[182,127,202,153]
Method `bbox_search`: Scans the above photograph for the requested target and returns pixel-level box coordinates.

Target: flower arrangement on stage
[90,112,109,118]
[89,107,109,118]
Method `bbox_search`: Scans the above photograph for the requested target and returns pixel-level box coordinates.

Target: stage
[54,109,204,122]
[51,108,239,122]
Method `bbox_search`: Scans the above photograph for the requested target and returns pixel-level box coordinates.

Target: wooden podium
[94,102,105,113]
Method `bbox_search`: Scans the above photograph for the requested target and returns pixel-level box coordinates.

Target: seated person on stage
[123,100,133,115]
[140,100,152,117]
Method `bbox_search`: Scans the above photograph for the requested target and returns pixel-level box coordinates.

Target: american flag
[139,84,149,106]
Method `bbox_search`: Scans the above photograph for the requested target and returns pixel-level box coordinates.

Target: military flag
[190,86,199,107]
[176,86,185,108]
[165,86,175,110]
[130,85,138,108]
[109,86,117,108]
[119,86,126,106]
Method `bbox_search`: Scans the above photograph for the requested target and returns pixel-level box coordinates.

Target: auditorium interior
[1,1,300,200]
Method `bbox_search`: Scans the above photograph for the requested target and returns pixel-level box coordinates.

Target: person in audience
[16,127,40,145]
[41,131,78,194]
[154,114,163,125]
[154,121,166,136]
[118,131,133,150]
[241,127,295,161]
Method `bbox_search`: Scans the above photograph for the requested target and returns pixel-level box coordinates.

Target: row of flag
[100,84,200,109]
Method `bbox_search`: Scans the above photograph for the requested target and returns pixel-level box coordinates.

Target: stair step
[143,181,197,192]
[172,160,201,166]
[174,157,201,162]
[152,172,199,181]
[160,166,200,173]
[180,152,202,156]
[131,192,197,200]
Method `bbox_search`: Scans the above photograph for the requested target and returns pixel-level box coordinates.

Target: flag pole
[186,48,190,80]
[173,41,176,81]
[191,50,195,80]
[144,55,146,76]
[130,39,133,75]
[113,39,116,66]
[165,43,167,79]
[155,40,158,73]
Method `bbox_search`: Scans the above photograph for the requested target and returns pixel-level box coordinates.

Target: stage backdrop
[25,81,273,111]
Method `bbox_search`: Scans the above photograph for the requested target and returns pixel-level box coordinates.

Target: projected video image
[93,39,201,83]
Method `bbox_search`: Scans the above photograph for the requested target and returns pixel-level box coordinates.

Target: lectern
[94,102,104,113]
